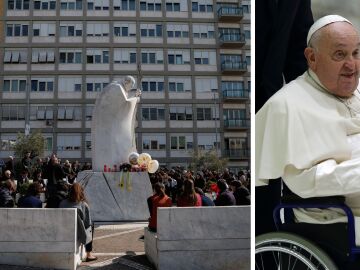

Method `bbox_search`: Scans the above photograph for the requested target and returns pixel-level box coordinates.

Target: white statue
[91,76,141,171]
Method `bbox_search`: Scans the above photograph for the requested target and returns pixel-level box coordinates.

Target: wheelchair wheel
[255,232,338,270]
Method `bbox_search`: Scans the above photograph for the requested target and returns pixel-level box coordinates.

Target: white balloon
[138,153,152,166]
[128,152,139,165]
[148,160,159,173]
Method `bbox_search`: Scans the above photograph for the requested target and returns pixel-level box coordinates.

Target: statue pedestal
[77,171,153,222]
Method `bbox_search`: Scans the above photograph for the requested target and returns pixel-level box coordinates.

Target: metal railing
[224,149,250,158]
[217,7,243,17]
[221,61,247,71]
[224,119,250,128]
[219,33,245,43]
[222,89,249,98]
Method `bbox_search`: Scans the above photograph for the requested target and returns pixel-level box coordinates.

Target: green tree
[13,130,45,159]
[189,149,228,172]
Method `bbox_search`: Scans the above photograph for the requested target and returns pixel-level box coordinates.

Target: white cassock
[91,81,139,172]
[256,69,360,244]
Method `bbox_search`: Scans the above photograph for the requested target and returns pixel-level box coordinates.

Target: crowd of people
[0,152,250,250]
[147,167,251,231]
[0,153,97,262]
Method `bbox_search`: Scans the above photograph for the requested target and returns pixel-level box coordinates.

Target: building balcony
[219,33,246,48]
[224,149,250,159]
[217,7,243,21]
[222,89,249,101]
[224,119,250,129]
[221,61,247,74]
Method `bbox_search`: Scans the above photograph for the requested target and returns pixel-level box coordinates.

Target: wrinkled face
[4,170,11,178]
[306,22,360,97]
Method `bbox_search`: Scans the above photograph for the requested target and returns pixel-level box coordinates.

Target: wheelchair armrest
[281,194,346,205]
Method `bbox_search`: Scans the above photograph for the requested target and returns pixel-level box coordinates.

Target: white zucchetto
[307,15,352,45]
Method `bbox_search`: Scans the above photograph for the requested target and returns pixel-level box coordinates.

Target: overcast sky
[312,0,360,30]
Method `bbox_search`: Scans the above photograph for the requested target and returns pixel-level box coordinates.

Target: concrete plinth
[77,171,153,222]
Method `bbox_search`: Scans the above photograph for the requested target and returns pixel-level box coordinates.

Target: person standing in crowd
[177,179,202,207]
[44,155,66,197]
[0,170,13,183]
[60,183,97,262]
[194,187,215,206]
[148,182,172,232]
[0,180,16,207]
[230,180,250,205]
[46,182,69,208]
[18,183,42,208]
[21,152,32,171]
[214,179,236,206]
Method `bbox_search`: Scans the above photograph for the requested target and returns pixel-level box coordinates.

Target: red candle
[104,165,107,172]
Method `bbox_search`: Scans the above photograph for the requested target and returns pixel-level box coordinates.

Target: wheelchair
[255,190,360,270]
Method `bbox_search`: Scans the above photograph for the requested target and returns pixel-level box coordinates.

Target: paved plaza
[0,222,154,270]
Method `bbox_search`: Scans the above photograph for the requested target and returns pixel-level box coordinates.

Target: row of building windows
[5,22,248,41]
[0,104,246,123]
[3,49,247,67]
[1,133,245,153]
[2,77,249,93]
[7,0,247,14]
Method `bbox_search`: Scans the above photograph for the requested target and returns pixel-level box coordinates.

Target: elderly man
[256,14,360,246]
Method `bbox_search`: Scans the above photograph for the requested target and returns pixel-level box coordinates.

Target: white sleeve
[283,158,360,198]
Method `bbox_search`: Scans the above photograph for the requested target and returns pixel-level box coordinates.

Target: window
[60,23,83,37]
[141,50,163,64]
[85,134,92,151]
[60,0,82,10]
[57,106,82,121]
[197,107,212,120]
[140,0,161,11]
[87,23,109,37]
[222,81,248,97]
[198,134,216,150]
[141,79,164,92]
[8,0,29,10]
[223,109,248,127]
[114,22,136,37]
[142,134,166,150]
[85,105,94,120]
[246,55,251,65]
[87,49,109,64]
[193,24,214,39]
[44,135,53,151]
[168,50,190,64]
[114,0,136,10]
[3,50,27,63]
[2,105,26,121]
[221,54,243,69]
[140,24,162,37]
[166,2,180,11]
[31,49,55,63]
[142,107,165,120]
[245,30,250,40]
[57,134,81,151]
[167,24,189,38]
[33,22,56,37]
[58,76,82,92]
[31,78,54,91]
[194,50,216,65]
[34,0,56,10]
[86,77,109,92]
[114,49,137,64]
[1,135,17,151]
[3,78,27,92]
[170,135,193,150]
[192,0,212,12]
[168,77,191,92]
[195,77,217,93]
[169,106,192,120]
[87,0,109,10]
[29,105,54,120]
[243,4,250,13]
[59,49,82,64]
[6,23,29,37]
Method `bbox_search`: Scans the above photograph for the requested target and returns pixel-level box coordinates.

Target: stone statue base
[77,171,153,222]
